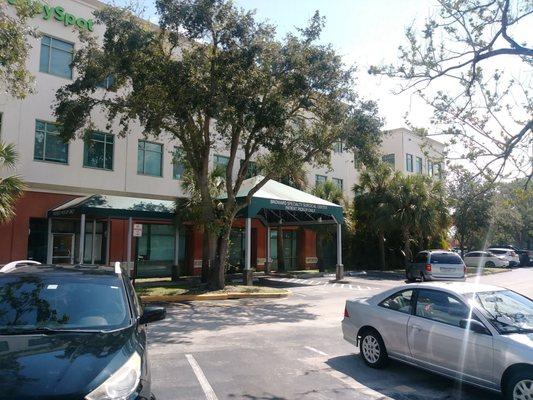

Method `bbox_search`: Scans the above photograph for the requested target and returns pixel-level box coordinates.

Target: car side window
[415,289,469,327]
[379,290,413,314]
[414,253,427,263]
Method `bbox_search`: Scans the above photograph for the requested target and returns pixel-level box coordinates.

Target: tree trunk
[277,225,285,272]
[378,230,386,270]
[210,228,231,290]
[201,229,210,283]
[403,228,411,267]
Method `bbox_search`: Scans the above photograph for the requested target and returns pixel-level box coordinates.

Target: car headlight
[86,352,141,400]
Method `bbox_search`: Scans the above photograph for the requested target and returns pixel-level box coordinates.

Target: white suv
[463,251,509,268]
[487,248,520,267]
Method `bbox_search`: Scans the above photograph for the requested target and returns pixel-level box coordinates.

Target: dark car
[0,263,165,400]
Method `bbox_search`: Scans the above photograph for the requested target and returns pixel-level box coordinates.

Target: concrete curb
[140,291,290,303]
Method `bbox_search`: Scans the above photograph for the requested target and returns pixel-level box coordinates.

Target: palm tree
[312,180,344,272]
[353,164,398,270]
[0,142,25,224]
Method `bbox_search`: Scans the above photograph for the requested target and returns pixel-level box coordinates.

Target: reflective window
[332,177,343,190]
[416,289,469,327]
[382,154,395,167]
[34,120,68,164]
[428,160,434,177]
[39,36,74,79]
[416,156,423,173]
[430,252,463,264]
[240,160,259,179]
[332,141,343,153]
[137,140,163,176]
[315,174,327,187]
[406,153,413,172]
[172,147,185,180]
[414,252,428,263]
[83,132,114,170]
[214,154,229,170]
[380,290,413,314]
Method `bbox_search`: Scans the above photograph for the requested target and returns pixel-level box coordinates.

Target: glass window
[39,36,74,79]
[414,252,428,263]
[97,75,115,90]
[382,154,395,167]
[416,156,423,174]
[172,147,185,180]
[430,252,463,264]
[240,159,259,179]
[83,132,114,170]
[332,177,343,190]
[416,289,469,327]
[406,154,413,172]
[428,160,434,177]
[137,140,163,176]
[380,290,413,314]
[332,141,343,154]
[0,274,129,332]
[34,120,68,164]
[315,175,327,187]
[214,154,229,170]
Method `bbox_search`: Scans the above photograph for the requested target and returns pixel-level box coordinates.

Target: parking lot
[147,267,533,400]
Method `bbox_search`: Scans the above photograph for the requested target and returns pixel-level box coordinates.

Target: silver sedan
[342,282,533,400]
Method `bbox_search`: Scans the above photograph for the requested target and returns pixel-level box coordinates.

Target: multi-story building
[0,0,444,275]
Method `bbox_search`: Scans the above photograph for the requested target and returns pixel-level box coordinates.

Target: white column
[265,226,271,274]
[105,217,111,266]
[79,214,86,264]
[47,218,53,264]
[127,217,133,273]
[245,218,251,270]
[91,220,96,264]
[336,223,344,281]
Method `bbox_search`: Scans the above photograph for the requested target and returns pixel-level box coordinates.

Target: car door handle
[411,325,422,331]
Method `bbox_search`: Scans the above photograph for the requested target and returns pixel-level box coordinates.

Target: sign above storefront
[7,0,95,31]
[133,224,143,237]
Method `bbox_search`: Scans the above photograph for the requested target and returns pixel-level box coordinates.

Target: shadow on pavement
[148,299,317,345]
[325,354,502,400]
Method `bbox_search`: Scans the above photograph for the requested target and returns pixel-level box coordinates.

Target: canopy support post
[105,217,111,266]
[127,217,133,277]
[46,218,53,264]
[244,217,253,286]
[265,226,271,275]
[172,225,180,281]
[79,214,86,264]
[335,222,344,281]
[91,220,96,264]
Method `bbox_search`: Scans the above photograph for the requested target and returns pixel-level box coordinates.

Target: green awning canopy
[48,194,176,219]
[227,176,344,225]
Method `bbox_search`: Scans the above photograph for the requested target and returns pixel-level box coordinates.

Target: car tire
[359,330,389,369]
[420,273,427,282]
[485,261,495,268]
[504,370,533,400]
[406,270,415,282]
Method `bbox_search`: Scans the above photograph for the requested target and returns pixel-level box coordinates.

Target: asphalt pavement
[147,267,533,400]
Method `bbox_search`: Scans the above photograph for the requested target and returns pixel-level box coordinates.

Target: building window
[83,132,114,170]
[34,120,68,164]
[406,154,414,172]
[39,36,74,79]
[382,154,395,167]
[434,163,442,178]
[137,140,163,176]
[315,174,327,186]
[214,154,230,170]
[240,159,259,179]
[97,75,115,90]
[428,160,434,177]
[416,156,423,174]
[332,178,343,190]
[172,147,185,180]
[333,140,343,154]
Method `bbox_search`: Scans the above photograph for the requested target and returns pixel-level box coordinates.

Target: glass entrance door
[270,229,298,270]
[52,234,75,264]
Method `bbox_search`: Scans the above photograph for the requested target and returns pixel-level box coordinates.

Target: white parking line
[304,346,329,356]
[185,354,219,400]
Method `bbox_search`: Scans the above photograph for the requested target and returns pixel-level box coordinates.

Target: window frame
[83,131,114,171]
[33,120,69,164]
[332,177,343,191]
[382,153,395,167]
[213,154,230,170]
[415,156,423,174]
[137,139,164,177]
[406,153,414,172]
[315,174,327,187]
[39,35,74,80]
[332,140,343,154]
[378,289,415,315]
[428,160,434,177]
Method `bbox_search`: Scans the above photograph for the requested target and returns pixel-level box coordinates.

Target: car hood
[0,326,137,400]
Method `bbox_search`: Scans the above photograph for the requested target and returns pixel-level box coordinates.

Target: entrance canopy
[48,194,176,219]
[229,176,344,226]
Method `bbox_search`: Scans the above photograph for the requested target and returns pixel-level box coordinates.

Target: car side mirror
[459,319,490,335]
[139,306,166,325]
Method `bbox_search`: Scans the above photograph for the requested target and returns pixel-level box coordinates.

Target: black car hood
[0,326,138,400]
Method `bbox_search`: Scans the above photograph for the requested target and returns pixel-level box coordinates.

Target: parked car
[490,245,532,267]
[464,251,509,268]
[342,282,533,400]
[406,250,466,282]
[487,248,521,267]
[0,261,165,400]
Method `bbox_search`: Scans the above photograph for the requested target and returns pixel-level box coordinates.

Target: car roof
[487,247,510,251]
[0,264,118,277]
[427,250,457,254]
[410,281,504,294]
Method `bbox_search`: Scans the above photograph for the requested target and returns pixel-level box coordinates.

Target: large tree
[0,143,25,224]
[371,0,533,184]
[54,1,361,289]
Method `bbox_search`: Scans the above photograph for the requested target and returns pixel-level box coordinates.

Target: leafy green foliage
[0,142,25,224]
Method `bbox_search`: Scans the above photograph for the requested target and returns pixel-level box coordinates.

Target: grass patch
[466,266,508,276]
[135,282,287,297]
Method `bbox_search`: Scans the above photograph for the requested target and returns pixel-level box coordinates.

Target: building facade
[0,0,444,274]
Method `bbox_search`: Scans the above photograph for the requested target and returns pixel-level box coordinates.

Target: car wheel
[406,271,415,282]
[359,330,388,369]
[485,261,495,268]
[420,273,427,282]
[504,372,533,400]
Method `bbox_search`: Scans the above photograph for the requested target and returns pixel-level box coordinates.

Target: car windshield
[0,274,130,333]
[471,290,533,334]
[430,253,463,264]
